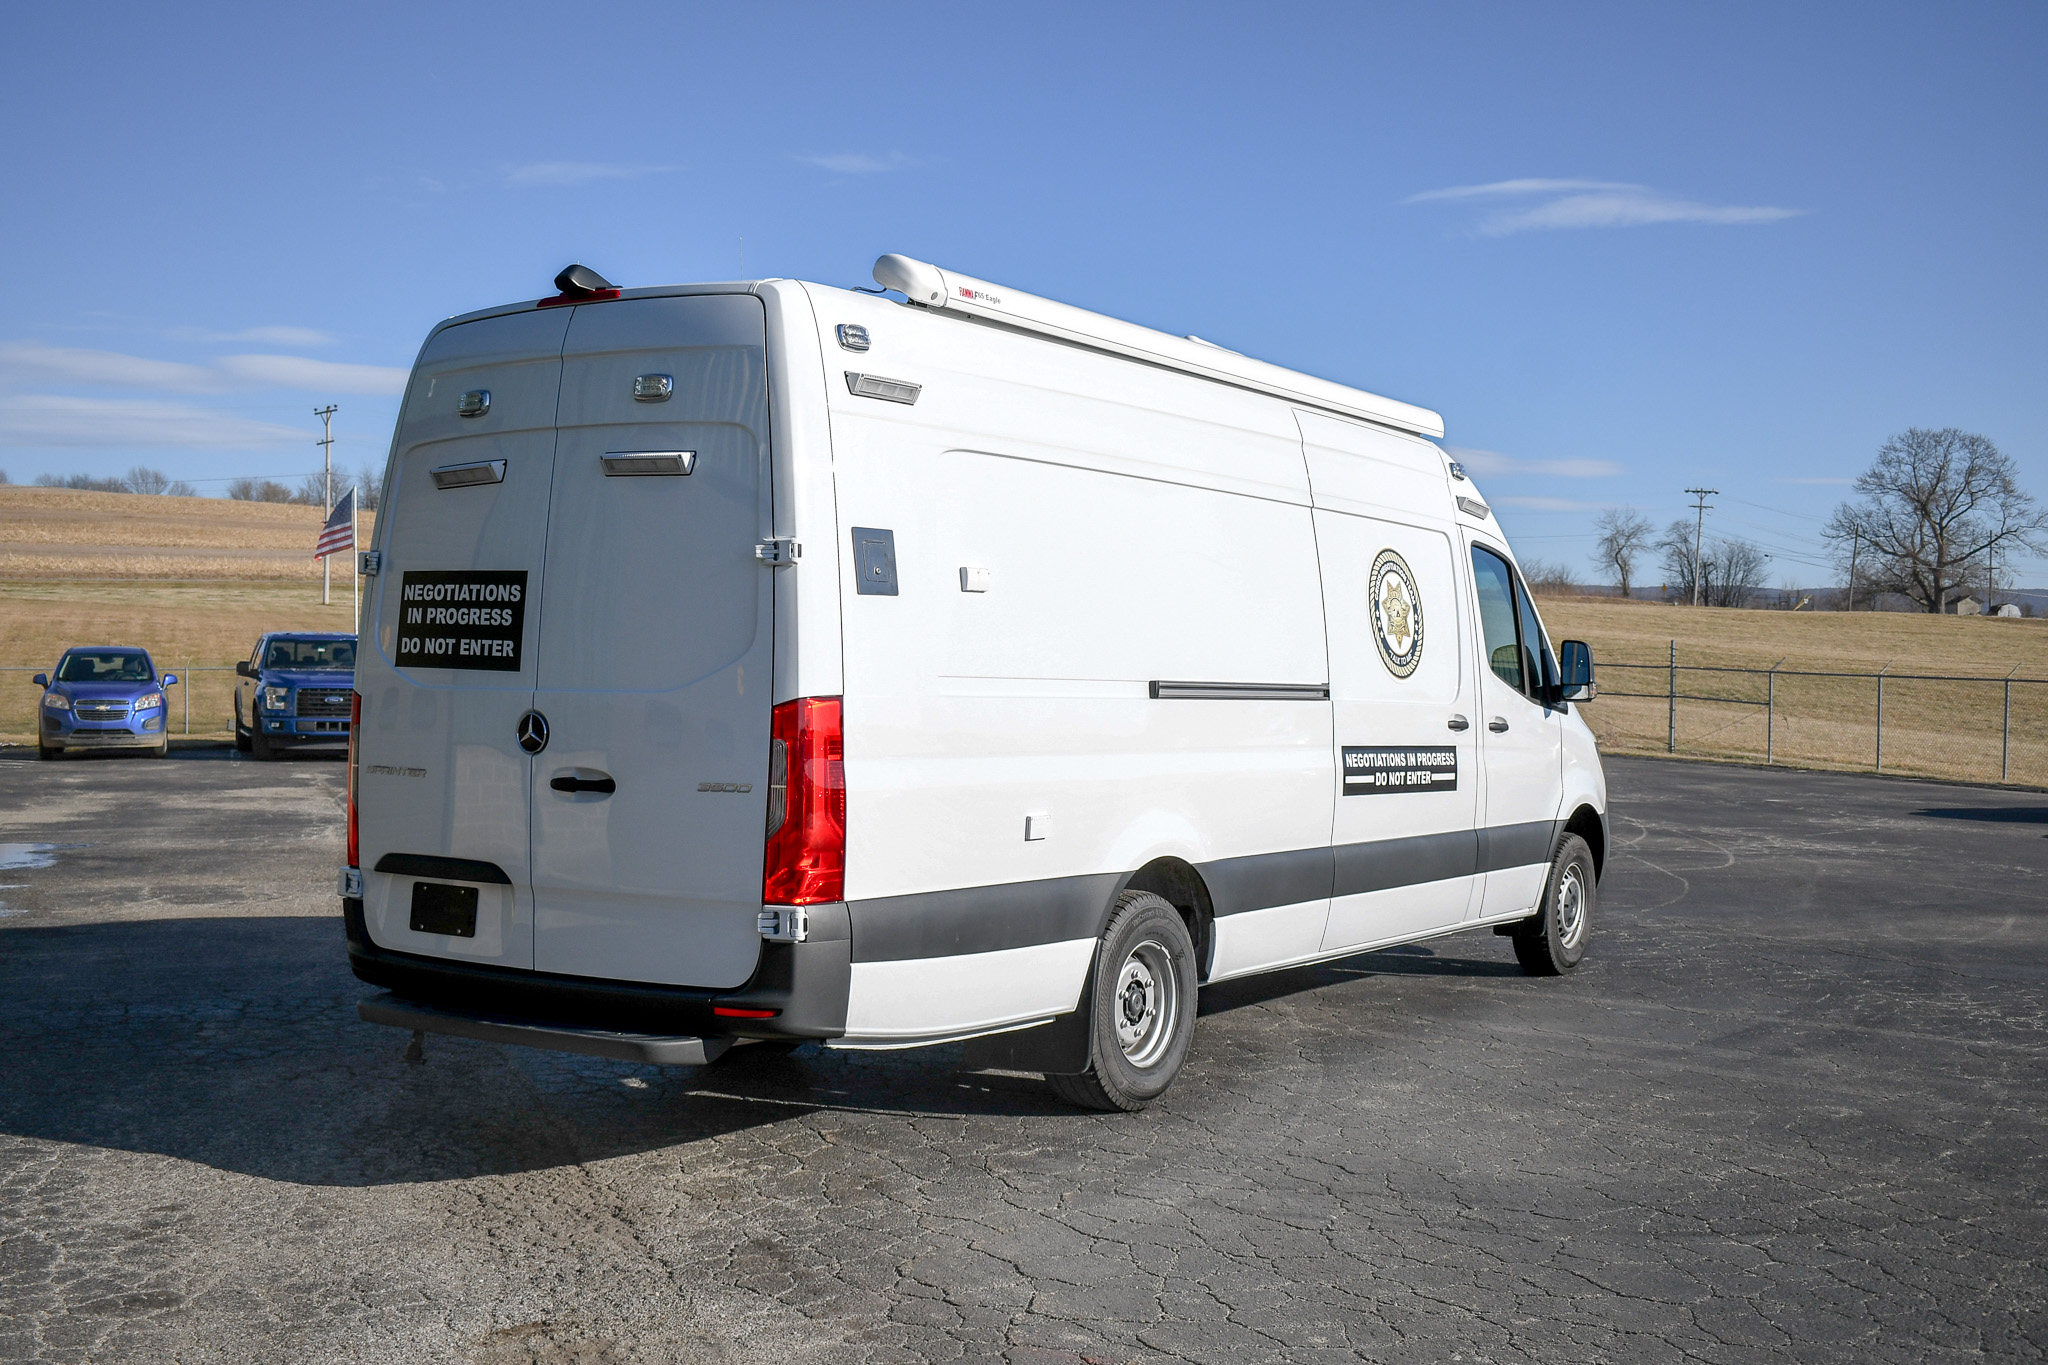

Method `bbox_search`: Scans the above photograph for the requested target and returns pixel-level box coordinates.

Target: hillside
[0,484,376,580]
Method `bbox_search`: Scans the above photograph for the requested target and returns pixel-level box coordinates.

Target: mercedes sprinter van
[341,255,1607,1110]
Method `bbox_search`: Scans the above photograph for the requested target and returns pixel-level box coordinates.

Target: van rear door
[360,308,570,969]
[529,296,773,990]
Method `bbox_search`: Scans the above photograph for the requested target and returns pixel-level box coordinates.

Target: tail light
[346,690,361,870]
[761,697,844,905]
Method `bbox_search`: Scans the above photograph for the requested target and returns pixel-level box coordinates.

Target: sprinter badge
[1370,549,1423,679]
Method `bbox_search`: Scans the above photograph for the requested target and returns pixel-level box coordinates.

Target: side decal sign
[1343,745,1457,795]
[395,570,527,671]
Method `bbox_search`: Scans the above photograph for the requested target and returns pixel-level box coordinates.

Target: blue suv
[34,647,179,760]
[235,633,357,760]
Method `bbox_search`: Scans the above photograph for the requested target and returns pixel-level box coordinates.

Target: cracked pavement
[0,748,2043,1363]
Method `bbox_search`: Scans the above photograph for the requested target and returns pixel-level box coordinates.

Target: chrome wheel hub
[1112,939,1178,1068]
[1557,864,1587,950]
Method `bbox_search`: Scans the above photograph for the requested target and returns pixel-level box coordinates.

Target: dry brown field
[1541,595,2048,786]
[6,486,2046,783]
[2,487,371,740]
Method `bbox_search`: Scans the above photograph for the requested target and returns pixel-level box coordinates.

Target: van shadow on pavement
[0,915,1084,1188]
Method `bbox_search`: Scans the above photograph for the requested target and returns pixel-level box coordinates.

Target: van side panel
[819,292,1334,1041]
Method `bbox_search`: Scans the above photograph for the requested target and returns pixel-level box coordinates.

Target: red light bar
[712,1006,780,1019]
[536,288,621,309]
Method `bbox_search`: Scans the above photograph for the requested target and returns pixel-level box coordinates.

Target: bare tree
[35,472,127,492]
[166,479,196,497]
[1591,507,1653,598]
[1824,428,2047,613]
[356,461,382,512]
[1519,559,1578,596]
[227,477,295,502]
[1659,522,1769,608]
[123,466,172,495]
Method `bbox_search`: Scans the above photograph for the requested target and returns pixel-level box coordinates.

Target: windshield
[55,651,152,683]
[264,638,356,670]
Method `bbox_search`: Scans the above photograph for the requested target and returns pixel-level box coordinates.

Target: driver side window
[1470,545,1556,701]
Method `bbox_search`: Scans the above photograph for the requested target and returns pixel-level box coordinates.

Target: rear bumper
[341,897,850,1041]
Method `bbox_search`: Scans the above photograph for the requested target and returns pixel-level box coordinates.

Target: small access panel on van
[852,527,898,595]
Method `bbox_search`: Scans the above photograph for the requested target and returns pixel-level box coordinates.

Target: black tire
[38,740,61,761]
[1513,833,1595,976]
[250,724,278,761]
[149,736,170,758]
[1050,891,1199,1113]
[233,701,252,753]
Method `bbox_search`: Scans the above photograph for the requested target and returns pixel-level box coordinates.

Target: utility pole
[1684,487,1717,607]
[315,405,338,605]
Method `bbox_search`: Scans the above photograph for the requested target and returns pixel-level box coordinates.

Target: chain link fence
[1593,643,2048,786]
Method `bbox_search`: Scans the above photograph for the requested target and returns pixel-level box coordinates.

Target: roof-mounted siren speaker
[873,254,946,306]
[538,264,620,308]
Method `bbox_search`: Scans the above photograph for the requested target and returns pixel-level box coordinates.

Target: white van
[342,256,1607,1111]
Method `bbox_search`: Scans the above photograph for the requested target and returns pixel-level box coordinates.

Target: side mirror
[160,673,178,687]
[31,673,47,687]
[1557,640,1596,702]
[235,660,255,678]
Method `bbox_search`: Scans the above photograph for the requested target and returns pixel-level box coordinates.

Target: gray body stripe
[849,873,1122,963]
[845,819,1566,963]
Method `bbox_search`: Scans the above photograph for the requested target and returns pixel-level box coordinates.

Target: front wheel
[250,724,277,761]
[38,740,61,761]
[1050,891,1199,1112]
[1512,833,1595,976]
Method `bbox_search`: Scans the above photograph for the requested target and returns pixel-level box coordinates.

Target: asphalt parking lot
[0,748,2043,1364]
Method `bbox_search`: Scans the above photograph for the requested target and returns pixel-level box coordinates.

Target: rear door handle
[1447,714,1470,731]
[1488,717,1509,733]
[550,774,617,795]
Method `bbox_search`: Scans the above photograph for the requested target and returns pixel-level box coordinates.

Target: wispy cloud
[795,151,917,175]
[504,161,675,187]
[0,396,308,449]
[170,325,334,348]
[1450,446,1622,479]
[0,342,405,396]
[1405,178,1804,237]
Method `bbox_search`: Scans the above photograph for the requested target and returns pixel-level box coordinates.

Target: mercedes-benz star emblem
[516,711,549,755]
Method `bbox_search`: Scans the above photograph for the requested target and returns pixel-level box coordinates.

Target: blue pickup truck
[34,647,179,760]
[234,633,356,760]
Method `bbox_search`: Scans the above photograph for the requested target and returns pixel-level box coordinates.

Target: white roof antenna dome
[873,254,947,306]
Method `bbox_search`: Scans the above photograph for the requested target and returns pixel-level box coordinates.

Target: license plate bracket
[409,881,479,937]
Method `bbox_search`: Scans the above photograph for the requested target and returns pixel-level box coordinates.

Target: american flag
[312,486,355,560]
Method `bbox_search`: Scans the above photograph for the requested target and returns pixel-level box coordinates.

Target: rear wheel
[1512,833,1595,976]
[233,701,252,753]
[1050,891,1199,1113]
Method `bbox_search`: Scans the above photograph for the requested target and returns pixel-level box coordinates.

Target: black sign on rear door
[394,570,528,671]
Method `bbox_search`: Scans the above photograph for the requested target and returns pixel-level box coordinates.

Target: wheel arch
[1111,857,1216,982]
[1563,803,1606,880]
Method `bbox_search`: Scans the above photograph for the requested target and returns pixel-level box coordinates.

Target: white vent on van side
[431,459,506,490]
[844,371,921,405]
[1456,495,1491,519]
[601,451,695,477]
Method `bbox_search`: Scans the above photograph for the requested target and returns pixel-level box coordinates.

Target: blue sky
[3,2,2043,584]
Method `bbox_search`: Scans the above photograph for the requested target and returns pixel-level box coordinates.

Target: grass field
[1,486,370,741]
[7,485,2046,783]
[1541,595,2048,786]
